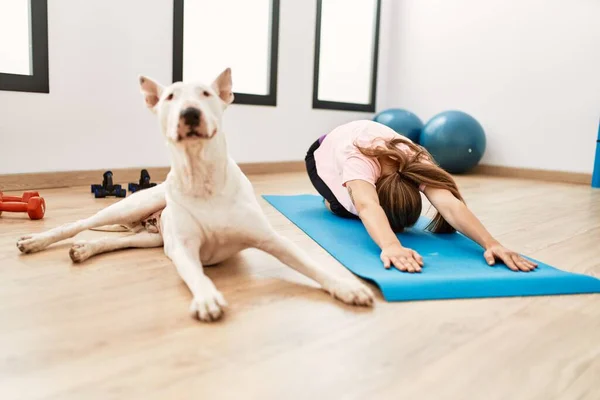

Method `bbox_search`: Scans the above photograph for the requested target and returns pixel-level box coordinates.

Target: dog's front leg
[257,234,374,307]
[164,233,227,322]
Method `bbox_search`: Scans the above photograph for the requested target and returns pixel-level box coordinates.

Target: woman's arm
[423,186,537,272]
[345,180,423,272]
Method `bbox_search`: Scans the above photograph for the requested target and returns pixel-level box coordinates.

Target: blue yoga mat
[264,195,600,301]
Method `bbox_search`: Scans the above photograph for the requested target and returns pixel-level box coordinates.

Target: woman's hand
[484,243,538,272]
[345,180,424,273]
[381,243,424,273]
[424,188,539,273]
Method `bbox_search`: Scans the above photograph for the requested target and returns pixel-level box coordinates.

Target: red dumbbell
[0,196,46,220]
[0,191,40,203]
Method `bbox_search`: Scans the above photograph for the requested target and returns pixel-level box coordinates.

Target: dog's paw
[189,288,228,322]
[326,278,375,307]
[69,241,95,263]
[16,234,51,254]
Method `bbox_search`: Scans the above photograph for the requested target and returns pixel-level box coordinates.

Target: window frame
[172,0,280,106]
[312,0,381,112]
[0,0,49,94]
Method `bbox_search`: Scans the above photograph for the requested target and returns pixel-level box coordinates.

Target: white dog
[16,69,374,321]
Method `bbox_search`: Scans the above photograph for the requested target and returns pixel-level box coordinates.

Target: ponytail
[355,137,464,233]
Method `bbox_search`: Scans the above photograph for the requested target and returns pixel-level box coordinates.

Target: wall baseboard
[0,161,306,192]
[471,164,591,185]
[0,161,591,192]
[0,167,170,192]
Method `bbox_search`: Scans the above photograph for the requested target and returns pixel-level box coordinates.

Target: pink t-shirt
[314,120,426,216]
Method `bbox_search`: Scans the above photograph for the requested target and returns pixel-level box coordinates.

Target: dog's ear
[138,75,163,112]
[211,68,234,105]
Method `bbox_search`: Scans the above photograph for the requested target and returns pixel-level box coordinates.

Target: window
[173,0,280,106]
[0,0,49,93]
[313,0,381,112]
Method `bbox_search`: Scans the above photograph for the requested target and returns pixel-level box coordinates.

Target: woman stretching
[305,120,537,273]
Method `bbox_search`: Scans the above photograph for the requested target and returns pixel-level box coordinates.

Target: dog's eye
[202,90,211,97]
[166,93,174,101]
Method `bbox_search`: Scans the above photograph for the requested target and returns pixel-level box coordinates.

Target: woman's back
[314,120,419,215]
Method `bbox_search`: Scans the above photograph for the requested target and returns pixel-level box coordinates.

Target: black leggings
[304,138,358,219]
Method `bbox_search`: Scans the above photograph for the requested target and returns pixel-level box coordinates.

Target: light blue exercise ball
[420,110,486,174]
[373,108,424,143]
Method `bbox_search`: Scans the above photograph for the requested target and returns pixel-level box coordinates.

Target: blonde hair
[355,137,464,233]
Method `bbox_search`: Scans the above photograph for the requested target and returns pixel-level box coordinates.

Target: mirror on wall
[173,0,280,106]
[313,0,381,112]
[0,0,49,93]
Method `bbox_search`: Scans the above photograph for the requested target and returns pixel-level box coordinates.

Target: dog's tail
[89,224,131,232]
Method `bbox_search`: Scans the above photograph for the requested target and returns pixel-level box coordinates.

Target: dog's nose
[181,107,201,128]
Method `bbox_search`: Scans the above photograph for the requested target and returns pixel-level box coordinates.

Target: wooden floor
[0,173,599,400]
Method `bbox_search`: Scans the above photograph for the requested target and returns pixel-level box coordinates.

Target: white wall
[0,0,392,175]
[384,0,600,173]
[9,0,594,175]
[0,0,172,175]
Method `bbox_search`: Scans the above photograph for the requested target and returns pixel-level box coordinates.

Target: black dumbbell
[128,169,157,193]
[91,171,127,198]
